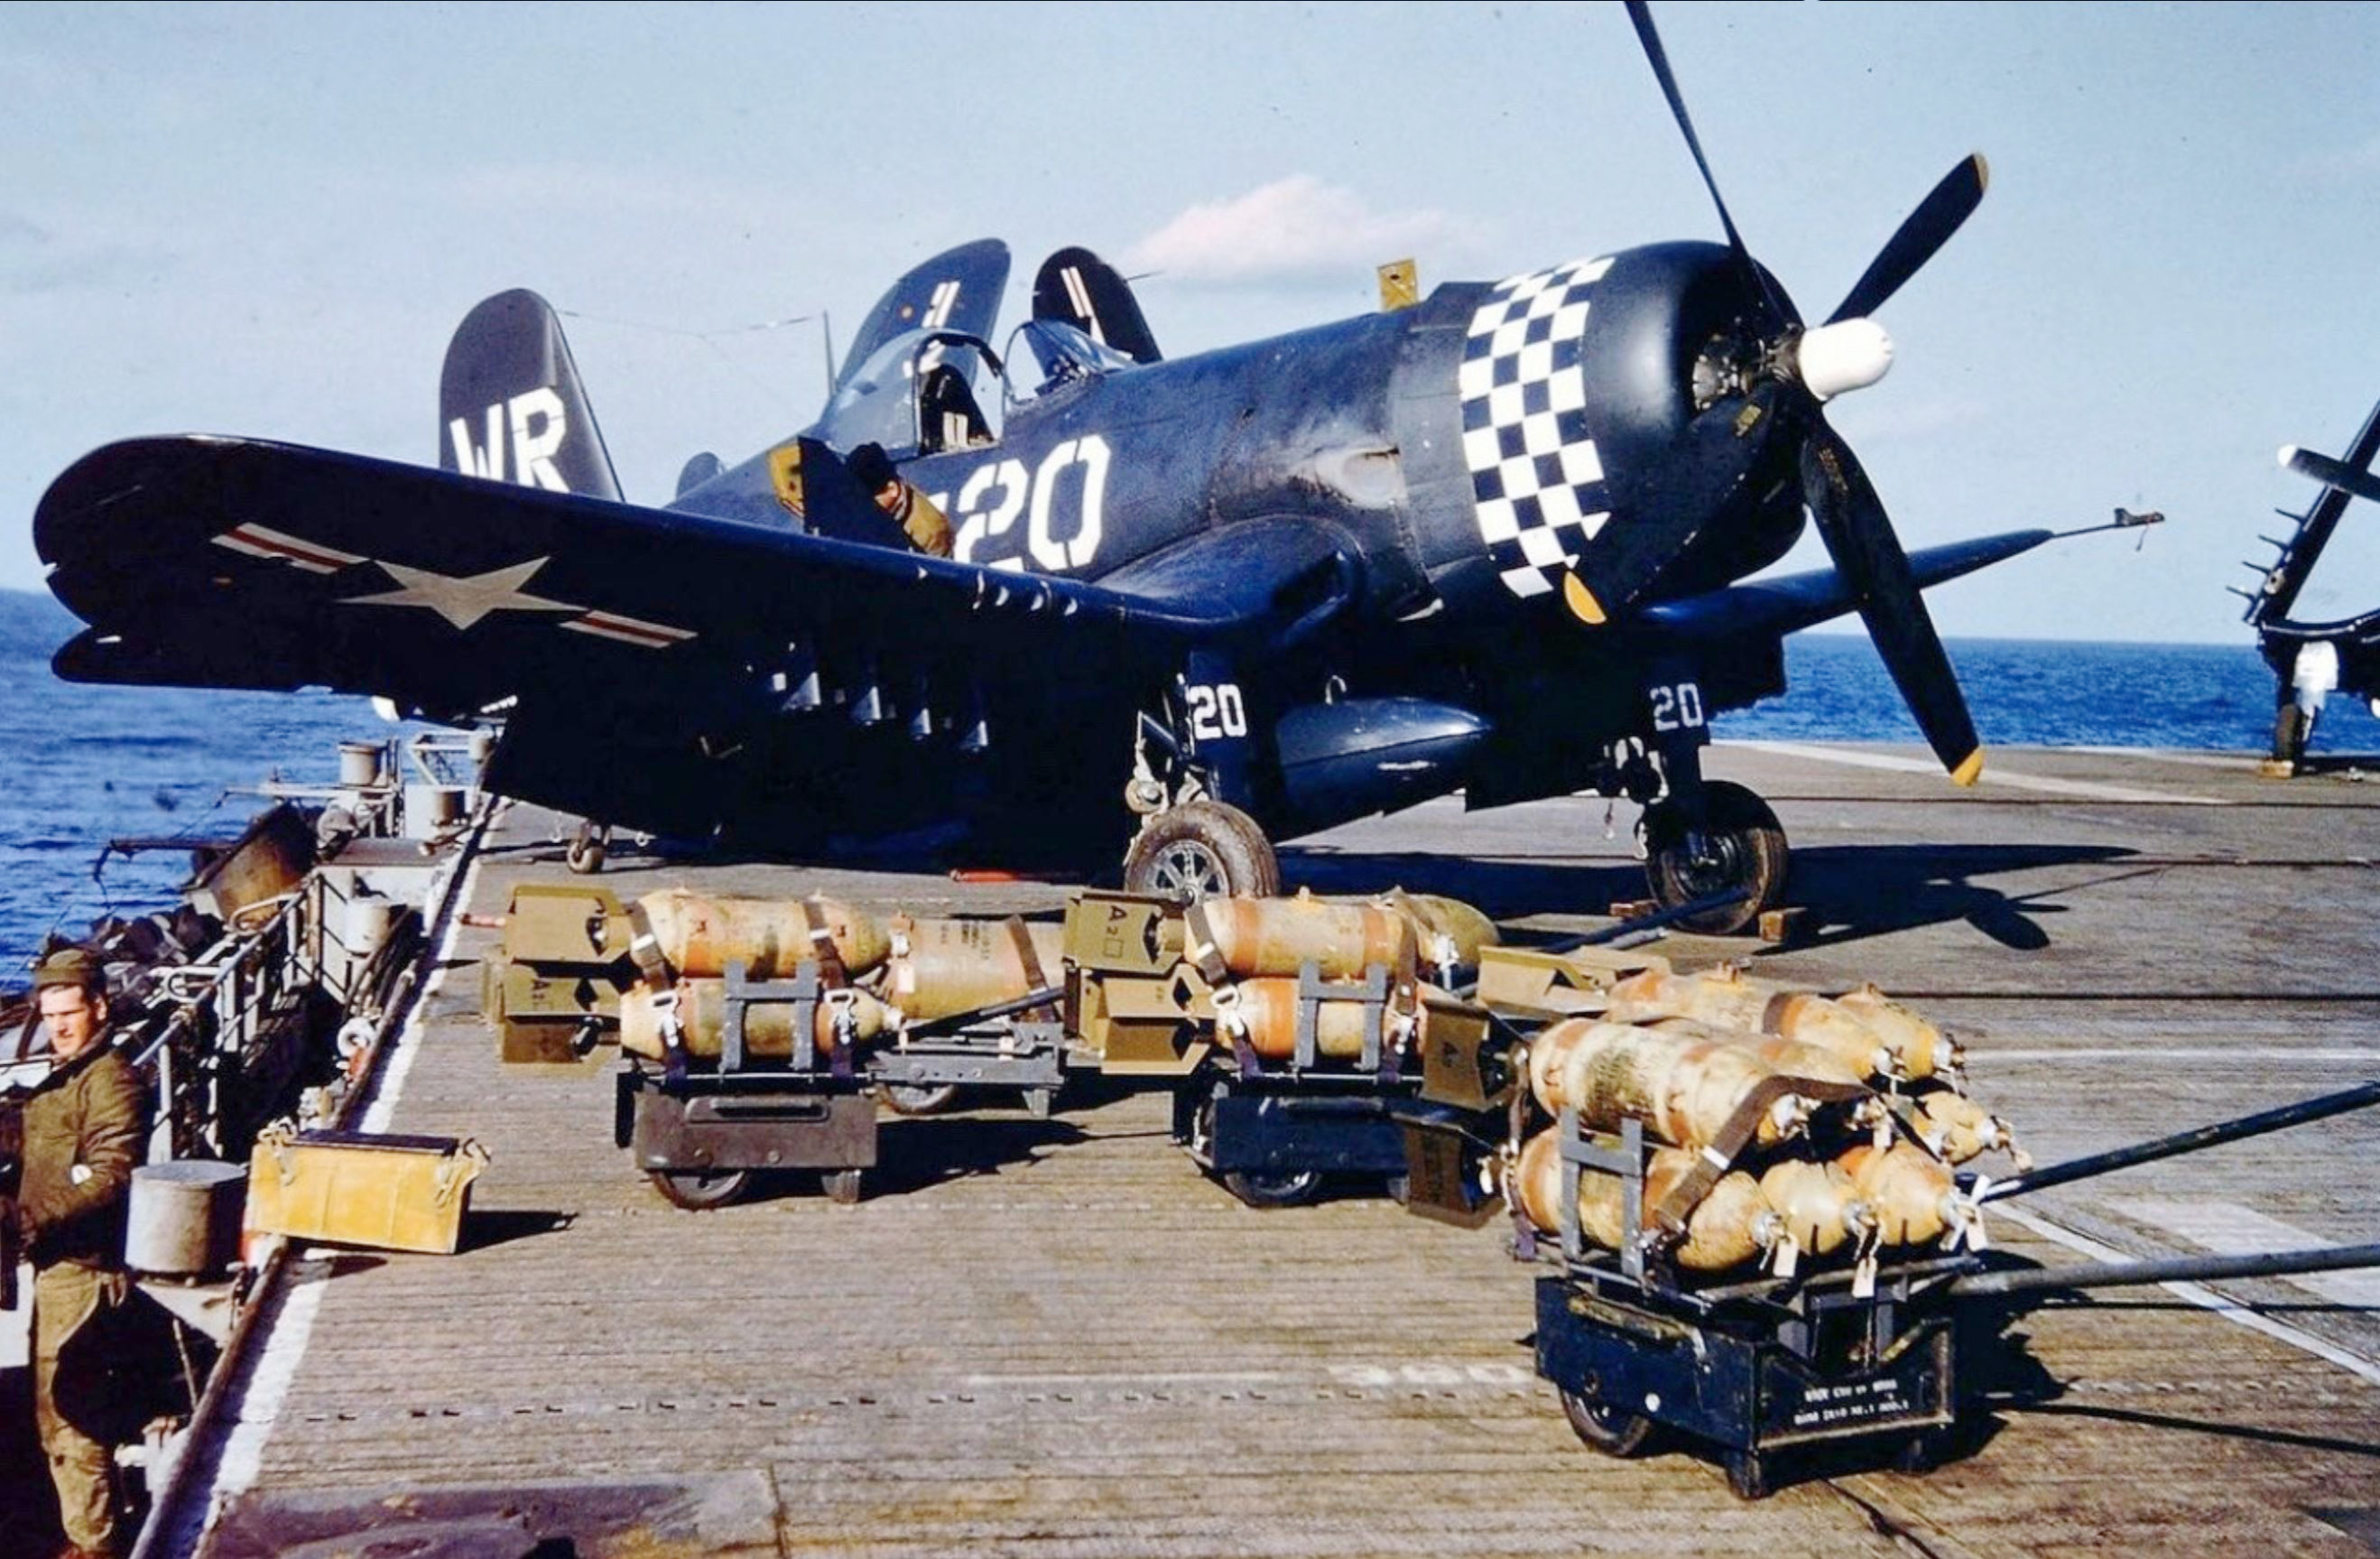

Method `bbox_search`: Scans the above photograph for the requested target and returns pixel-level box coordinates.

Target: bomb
[619,978,893,1063]
[1755,1156,1877,1260]
[1188,892,1418,987]
[1910,1084,2027,1167]
[1607,965,1956,1083]
[1218,978,1410,1063]
[1526,1017,1811,1151]
[1369,889,1499,976]
[1837,1139,1980,1248]
[632,890,890,980]
[881,916,1069,1022]
[1511,1129,1781,1272]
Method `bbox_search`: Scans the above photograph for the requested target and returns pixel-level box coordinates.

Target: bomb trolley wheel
[648,1166,749,1210]
[1219,1167,1323,1208]
[1560,1387,1655,1458]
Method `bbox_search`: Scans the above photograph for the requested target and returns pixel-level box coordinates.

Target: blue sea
[0,587,2369,972]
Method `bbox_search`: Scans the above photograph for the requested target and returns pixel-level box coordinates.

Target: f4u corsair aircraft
[35,5,2058,933]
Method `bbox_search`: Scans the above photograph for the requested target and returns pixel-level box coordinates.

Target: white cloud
[1125,175,1466,287]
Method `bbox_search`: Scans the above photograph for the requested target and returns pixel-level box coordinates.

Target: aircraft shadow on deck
[1767,843,2144,952]
[1285,840,2140,954]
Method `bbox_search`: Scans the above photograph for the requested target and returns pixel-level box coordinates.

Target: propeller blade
[1827,154,1989,327]
[1623,0,1789,328]
[1799,422,1985,783]
[2282,444,2380,507]
[1565,385,1784,624]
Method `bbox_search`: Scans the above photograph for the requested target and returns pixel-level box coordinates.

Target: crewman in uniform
[11,949,143,1559]
[847,443,953,559]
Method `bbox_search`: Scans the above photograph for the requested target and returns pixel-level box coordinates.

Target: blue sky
[5,1,2376,641]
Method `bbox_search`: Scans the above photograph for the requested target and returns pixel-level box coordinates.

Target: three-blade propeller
[1623,0,1990,784]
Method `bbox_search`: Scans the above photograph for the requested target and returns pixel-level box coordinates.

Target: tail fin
[439,289,622,500]
[1032,246,1162,364]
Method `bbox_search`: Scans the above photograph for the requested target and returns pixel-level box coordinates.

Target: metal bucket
[126,1160,248,1276]
[345,894,399,960]
[338,740,385,788]
[403,783,466,840]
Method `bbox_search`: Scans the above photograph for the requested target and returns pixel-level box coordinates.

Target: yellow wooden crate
[245,1128,488,1255]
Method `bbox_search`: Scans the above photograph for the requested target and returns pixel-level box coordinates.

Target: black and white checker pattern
[1458,256,1614,599]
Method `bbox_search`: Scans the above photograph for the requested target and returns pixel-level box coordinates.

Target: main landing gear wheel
[566,820,611,876]
[649,1166,748,1210]
[1221,1168,1322,1209]
[2272,702,2312,769]
[1641,780,1788,935]
[823,1169,865,1205]
[1559,1387,1655,1458]
[1123,799,1281,904]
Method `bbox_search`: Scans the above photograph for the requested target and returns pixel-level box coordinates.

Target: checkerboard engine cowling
[1459,257,1615,599]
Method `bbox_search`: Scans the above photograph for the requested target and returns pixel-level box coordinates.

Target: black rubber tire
[1560,1388,1655,1458]
[1122,800,1281,904]
[1642,780,1788,935]
[1221,1168,1321,1209]
[823,1168,865,1205]
[566,821,609,876]
[649,1166,748,1210]
[877,1081,963,1117]
[2273,702,2311,767]
[1723,1447,1772,1500]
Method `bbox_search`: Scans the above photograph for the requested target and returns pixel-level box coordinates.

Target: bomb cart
[614,894,1073,1207]
[1521,1082,2380,1498]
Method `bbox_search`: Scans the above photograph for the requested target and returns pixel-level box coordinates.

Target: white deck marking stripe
[1991,1204,2380,1387]
[1719,740,2228,804]
[207,1272,329,1499]
[2110,1198,2380,1308]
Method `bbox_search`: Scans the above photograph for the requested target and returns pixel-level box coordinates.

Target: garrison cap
[32,946,103,992]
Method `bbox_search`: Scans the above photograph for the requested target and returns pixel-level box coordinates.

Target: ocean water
[1,588,2369,971]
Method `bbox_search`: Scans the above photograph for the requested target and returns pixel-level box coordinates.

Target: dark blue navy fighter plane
[33,5,2060,932]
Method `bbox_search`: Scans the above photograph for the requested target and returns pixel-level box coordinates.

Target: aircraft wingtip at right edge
[1950,748,1986,787]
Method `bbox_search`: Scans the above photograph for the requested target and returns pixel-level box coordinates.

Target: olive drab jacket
[18,1044,142,1269]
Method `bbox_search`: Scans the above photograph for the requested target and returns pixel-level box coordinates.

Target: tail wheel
[1641,779,1788,935]
[567,820,610,875]
[1123,799,1281,904]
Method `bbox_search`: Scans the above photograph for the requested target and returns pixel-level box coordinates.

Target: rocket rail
[1971,1080,2380,1203]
